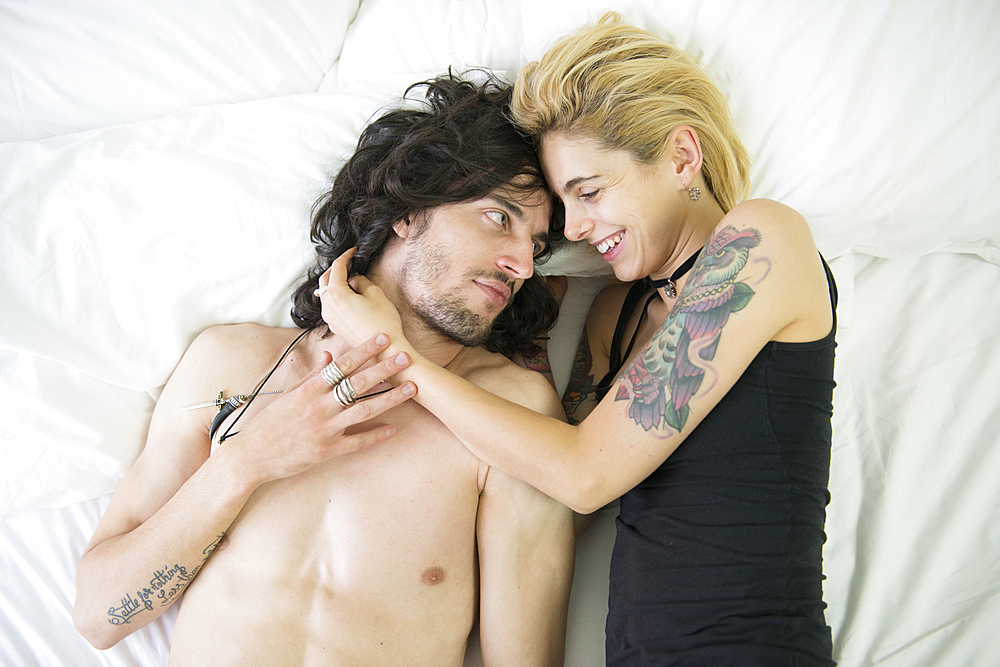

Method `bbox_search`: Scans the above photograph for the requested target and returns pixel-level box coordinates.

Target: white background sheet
[2,0,999,665]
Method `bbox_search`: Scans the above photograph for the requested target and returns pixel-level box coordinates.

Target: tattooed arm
[559,282,637,424]
[321,200,834,513]
[73,325,412,649]
[513,276,569,390]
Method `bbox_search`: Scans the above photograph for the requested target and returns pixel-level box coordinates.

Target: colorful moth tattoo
[615,225,761,432]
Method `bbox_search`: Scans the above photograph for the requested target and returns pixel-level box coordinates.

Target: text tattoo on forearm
[107,534,224,625]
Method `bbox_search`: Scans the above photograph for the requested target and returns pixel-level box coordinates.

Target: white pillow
[0,0,360,142]
[333,0,524,88]
[0,90,400,514]
[0,352,152,516]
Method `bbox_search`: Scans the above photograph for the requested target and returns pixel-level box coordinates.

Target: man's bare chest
[206,405,483,583]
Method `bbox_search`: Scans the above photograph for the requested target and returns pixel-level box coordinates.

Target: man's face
[395,185,553,347]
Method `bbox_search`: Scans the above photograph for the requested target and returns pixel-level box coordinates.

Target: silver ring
[320,361,347,387]
[333,377,357,408]
[313,285,329,298]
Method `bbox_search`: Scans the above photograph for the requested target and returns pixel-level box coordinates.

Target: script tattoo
[562,326,598,424]
[107,591,154,626]
[107,533,225,625]
[614,226,761,432]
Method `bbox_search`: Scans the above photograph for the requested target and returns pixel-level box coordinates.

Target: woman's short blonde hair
[512,12,751,213]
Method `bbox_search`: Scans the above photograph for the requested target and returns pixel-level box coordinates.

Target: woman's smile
[596,231,626,257]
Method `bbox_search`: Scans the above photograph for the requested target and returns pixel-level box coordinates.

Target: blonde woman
[320,14,837,666]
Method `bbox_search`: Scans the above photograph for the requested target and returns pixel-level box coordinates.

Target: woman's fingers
[308,334,412,414]
[318,332,392,381]
[347,273,376,294]
[317,248,355,293]
[339,351,410,396]
[327,383,417,453]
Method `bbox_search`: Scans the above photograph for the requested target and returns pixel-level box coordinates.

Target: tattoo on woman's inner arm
[613,226,762,432]
[562,326,598,424]
[107,533,225,626]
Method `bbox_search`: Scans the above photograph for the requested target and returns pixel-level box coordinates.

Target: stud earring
[687,186,701,201]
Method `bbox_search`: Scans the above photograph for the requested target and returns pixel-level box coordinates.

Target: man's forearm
[73,448,257,649]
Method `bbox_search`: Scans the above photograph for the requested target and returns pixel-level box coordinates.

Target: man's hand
[73,331,416,650]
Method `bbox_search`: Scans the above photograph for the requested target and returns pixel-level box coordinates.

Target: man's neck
[366,267,466,370]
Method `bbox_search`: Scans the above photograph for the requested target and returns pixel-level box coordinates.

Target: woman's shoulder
[585,280,647,348]
[715,199,832,341]
[714,198,821,265]
[590,280,642,322]
[722,199,813,241]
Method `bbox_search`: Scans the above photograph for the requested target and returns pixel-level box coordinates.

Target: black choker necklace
[648,245,704,299]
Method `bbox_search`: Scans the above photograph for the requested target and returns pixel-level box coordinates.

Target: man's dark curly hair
[290,71,565,358]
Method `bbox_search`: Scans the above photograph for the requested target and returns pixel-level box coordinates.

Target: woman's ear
[668,125,704,187]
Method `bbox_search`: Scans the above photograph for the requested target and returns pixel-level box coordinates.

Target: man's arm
[73,326,258,648]
[73,326,412,649]
[475,370,575,666]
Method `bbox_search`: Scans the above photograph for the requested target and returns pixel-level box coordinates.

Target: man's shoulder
[455,348,565,418]
[189,323,299,357]
[177,323,304,386]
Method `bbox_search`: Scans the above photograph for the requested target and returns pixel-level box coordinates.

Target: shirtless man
[72,74,576,666]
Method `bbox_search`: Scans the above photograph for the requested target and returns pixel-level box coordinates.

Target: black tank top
[605,258,838,666]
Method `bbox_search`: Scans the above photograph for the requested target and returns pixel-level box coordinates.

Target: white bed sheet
[2,0,1000,665]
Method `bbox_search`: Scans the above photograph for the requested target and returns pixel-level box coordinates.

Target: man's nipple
[421,566,445,585]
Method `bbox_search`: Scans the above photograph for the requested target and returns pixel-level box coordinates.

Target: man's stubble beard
[396,237,499,348]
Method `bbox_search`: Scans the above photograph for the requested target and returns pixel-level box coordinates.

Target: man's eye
[486,210,508,227]
[532,241,543,258]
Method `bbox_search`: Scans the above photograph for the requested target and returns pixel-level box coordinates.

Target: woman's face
[539,132,682,283]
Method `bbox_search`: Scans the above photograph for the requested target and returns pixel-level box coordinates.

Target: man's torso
[168,326,494,666]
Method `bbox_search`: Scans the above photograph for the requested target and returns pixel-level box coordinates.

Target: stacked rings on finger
[320,360,347,387]
[333,376,357,408]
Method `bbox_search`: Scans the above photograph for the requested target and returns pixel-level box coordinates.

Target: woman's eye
[579,189,598,201]
[486,210,508,227]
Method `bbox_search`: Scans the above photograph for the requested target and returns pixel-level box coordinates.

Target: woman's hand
[316,248,407,350]
[230,333,415,486]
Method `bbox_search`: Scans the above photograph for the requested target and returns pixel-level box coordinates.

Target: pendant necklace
[648,245,704,299]
[179,327,392,444]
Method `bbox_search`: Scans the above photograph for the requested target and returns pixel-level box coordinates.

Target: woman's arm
[320,203,833,512]
[558,282,635,424]
[512,275,568,390]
